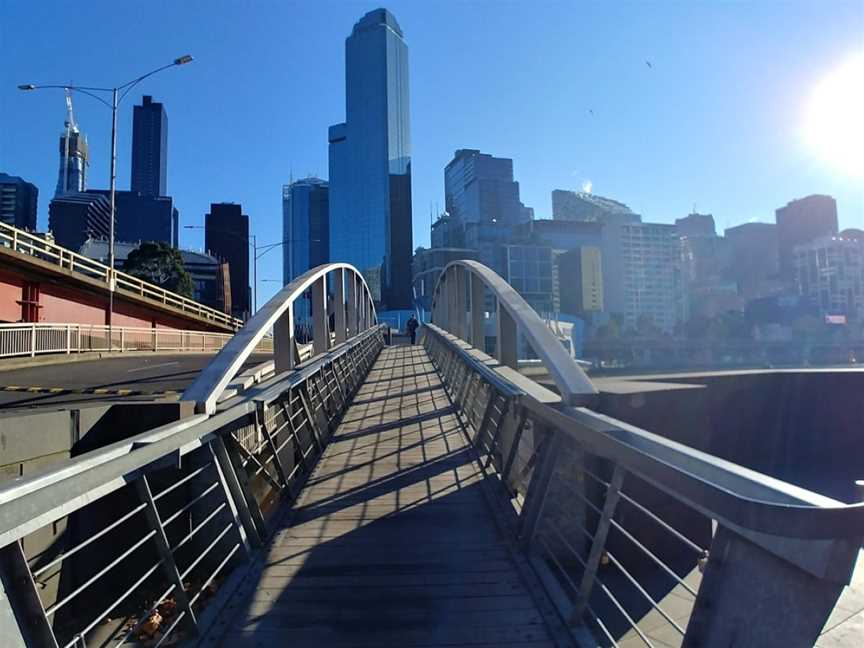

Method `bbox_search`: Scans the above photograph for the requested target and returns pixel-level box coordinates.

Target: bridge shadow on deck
[211,345,563,647]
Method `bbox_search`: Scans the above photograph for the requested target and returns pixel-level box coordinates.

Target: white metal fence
[0,323,273,359]
[0,221,243,329]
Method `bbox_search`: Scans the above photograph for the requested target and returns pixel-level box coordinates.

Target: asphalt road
[0,353,270,410]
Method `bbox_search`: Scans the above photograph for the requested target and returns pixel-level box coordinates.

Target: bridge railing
[0,324,386,648]
[0,221,242,330]
[184,262,378,414]
[422,322,864,647]
[0,323,273,359]
[430,259,597,406]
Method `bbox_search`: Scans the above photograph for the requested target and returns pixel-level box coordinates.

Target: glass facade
[328,9,413,310]
[283,178,330,319]
[131,96,168,197]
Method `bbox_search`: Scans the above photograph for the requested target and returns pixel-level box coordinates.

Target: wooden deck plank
[214,345,563,647]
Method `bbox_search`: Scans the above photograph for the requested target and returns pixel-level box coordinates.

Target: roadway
[0,353,270,410]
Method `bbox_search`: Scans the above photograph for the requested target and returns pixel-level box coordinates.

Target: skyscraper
[0,173,38,230]
[328,8,413,310]
[87,190,179,247]
[444,149,533,226]
[551,190,638,224]
[131,96,168,196]
[206,203,250,319]
[283,178,330,286]
[775,195,838,286]
[55,97,88,196]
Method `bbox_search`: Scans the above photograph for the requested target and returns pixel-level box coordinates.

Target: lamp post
[19,55,193,346]
[185,224,291,313]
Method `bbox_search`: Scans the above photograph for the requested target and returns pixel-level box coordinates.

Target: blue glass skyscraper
[329,8,413,310]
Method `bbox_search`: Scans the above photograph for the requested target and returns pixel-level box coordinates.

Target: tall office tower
[206,203,250,319]
[0,173,38,230]
[283,178,330,293]
[444,149,532,226]
[48,193,111,251]
[328,8,413,310]
[556,246,605,317]
[86,190,178,247]
[775,195,838,286]
[551,189,639,224]
[724,222,781,301]
[131,96,168,196]
[55,96,89,196]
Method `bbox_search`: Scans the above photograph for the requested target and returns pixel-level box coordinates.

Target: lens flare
[802,54,864,177]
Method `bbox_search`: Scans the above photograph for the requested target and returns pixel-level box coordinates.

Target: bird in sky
[588,109,595,116]
[646,60,653,68]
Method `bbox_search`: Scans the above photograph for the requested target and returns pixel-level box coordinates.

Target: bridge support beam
[346,272,358,337]
[273,304,295,372]
[470,273,485,350]
[333,268,347,345]
[447,267,460,336]
[454,266,467,341]
[682,527,858,647]
[496,301,518,369]
[311,276,328,355]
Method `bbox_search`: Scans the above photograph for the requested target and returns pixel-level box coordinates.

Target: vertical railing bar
[571,464,627,623]
[518,427,563,547]
[501,408,528,492]
[0,540,59,648]
[256,405,291,494]
[220,435,267,539]
[207,442,255,554]
[483,397,511,471]
[135,475,198,635]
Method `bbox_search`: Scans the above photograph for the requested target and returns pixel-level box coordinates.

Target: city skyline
[2,1,862,307]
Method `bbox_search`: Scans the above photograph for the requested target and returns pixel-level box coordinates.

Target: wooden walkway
[215,344,566,647]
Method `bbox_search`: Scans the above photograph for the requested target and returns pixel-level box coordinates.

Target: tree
[124,241,194,298]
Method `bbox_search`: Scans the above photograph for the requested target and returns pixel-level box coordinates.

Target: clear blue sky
[2,1,862,306]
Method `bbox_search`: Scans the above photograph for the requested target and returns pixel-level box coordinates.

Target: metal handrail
[0,221,242,329]
[0,322,273,359]
[422,322,864,645]
[430,259,597,405]
[183,262,378,414]
[0,325,385,648]
[424,323,864,539]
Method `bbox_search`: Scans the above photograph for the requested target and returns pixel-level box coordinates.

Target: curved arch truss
[430,259,596,405]
[184,263,378,414]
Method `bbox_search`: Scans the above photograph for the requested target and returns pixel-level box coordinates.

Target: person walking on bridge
[406,314,419,345]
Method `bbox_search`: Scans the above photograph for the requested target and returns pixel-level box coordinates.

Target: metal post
[518,427,563,547]
[274,304,295,373]
[334,268,346,344]
[470,272,485,349]
[311,276,328,355]
[496,300,518,369]
[107,88,118,340]
[30,324,36,357]
[447,268,460,335]
[66,324,71,354]
[252,234,257,314]
[571,464,626,623]
[0,540,59,648]
[454,265,467,340]
[346,272,359,337]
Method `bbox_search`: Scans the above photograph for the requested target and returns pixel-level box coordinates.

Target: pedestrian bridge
[1,262,862,648]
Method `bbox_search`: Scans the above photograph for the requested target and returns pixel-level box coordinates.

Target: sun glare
[803,54,864,177]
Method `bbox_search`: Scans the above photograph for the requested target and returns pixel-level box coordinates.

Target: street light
[19,55,193,345]
[185,224,291,313]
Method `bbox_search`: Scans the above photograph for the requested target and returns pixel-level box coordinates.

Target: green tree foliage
[123,241,194,298]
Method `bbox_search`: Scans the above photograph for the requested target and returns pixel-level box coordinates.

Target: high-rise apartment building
[776,195,838,285]
[206,203,250,319]
[283,178,330,287]
[551,190,638,224]
[328,9,413,310]
[0,173,38,230]
[794,232,864,322]
[48,193,111,250]
[131,96,168,196]
[603,221,682,332]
